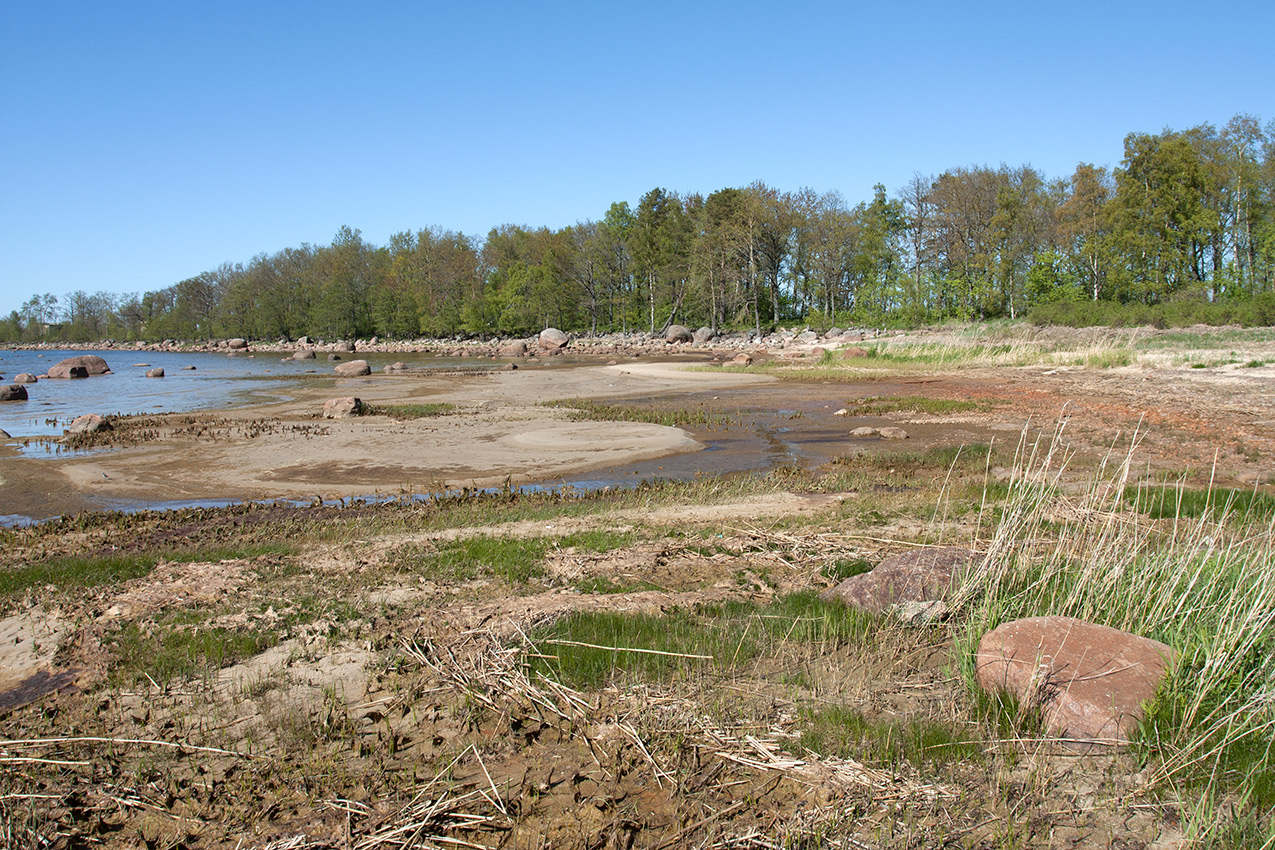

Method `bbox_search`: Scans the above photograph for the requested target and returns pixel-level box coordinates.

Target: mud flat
[0,361,776,521]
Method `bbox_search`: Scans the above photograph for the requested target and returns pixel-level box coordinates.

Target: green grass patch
[1126,485,1275,524]
[821,558,872,583]
[798,705,983,768]
[390,535,549,584]
[109,620,281,686]
[844,396,981,416]
[0,553,158,598]
[545,398,736,428]
[572,576,665,595]
[527,591,878,689]
[367,402,455,418]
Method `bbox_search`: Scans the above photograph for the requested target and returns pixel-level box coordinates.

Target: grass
[0,543,292,601]
[1126,484,1275,524]
[367,402,455,418]
[545,398,737,428]
[844,396,982,416]
[798,705,982,769]
[956,425,1275,838]
[526,591,879,689]
[109,619,281,686]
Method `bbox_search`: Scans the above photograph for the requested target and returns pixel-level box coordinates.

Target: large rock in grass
[333,359,371,377]
[68,414,112,434]
[48,355,111,378]
[665,324,693,344]
[323,397,366,419]
[1,384,28,401]
[821,547,981,618]
[975,616,1174,746]
[539,328,569,351]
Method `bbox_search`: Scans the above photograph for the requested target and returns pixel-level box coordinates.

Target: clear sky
[2,0,1271,317]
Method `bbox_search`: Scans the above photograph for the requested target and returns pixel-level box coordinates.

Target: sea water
[0,349,479,440]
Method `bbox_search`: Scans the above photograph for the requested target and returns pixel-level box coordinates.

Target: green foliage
[798,705,983,768]
[366,402,455,418]
[392,535,549,585]
[527,591,878,689]
[109,619,280,686]
[0,553,158,598]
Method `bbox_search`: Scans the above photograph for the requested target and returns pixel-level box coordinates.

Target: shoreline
[0,360,778,524]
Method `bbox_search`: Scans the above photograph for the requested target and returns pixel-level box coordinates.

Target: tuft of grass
[109,620,280,686]
[527,591,878,689]
[956,422,1275,831]
[798,705,983,768]
[367,402,455,418]
[1126,485,1275,524]
[844,396,982,416]
[392,535,550,585]
[545,398,736,428]
[821,558,872,583]
[0,553,158,598]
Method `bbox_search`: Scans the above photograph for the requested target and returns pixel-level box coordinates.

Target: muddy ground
[2,329,1274,848]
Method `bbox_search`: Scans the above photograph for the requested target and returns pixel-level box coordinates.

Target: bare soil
[3,333,1273,848]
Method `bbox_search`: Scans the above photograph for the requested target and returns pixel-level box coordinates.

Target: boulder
[1,384,28,401]
[666,324,694,344]
[13,373,37,384]
[795,330,820,344]
[0,428,9,438]
[877,426,910,440]
[539,328,569,351]
[824,327,844,340]
[48,355,110,378]
[333,340,356,353]
[68,414,112,434]
[850,426,877,437]
[693,326,716,344]
[383,361,409,373]
[499,340,529,356]
[227,338,248,350]
[840,347,869,359]
[731,353,754,367]
[146,367,165,378]
[821,547,981,615]
[333,359,371,377]
[975,617,1175,745]
[327,353,342,361]
[293,350,317,360]
[323,397,366,419]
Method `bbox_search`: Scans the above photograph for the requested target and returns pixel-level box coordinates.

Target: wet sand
[0,362,777,521]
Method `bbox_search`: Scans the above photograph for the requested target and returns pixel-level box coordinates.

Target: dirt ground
[2,330,1273,848]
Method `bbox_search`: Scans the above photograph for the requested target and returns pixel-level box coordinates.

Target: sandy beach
[1,361,775,520]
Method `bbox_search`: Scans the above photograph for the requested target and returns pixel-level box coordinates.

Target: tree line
[6,114,1275,344]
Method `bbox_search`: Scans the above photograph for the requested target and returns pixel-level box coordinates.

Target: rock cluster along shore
[3,326,882,361]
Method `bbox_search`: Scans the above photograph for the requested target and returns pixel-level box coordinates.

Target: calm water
[0,349,478,439]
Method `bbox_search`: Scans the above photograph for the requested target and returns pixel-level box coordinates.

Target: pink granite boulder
[975,616,1174,745]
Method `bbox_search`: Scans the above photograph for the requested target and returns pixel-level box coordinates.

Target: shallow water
[0,349,493,439]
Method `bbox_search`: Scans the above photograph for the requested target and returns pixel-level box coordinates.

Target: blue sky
[2,0,1271,317]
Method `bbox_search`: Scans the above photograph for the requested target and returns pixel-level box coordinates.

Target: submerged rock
[146,367,165,378]
[976,616,1175,746]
